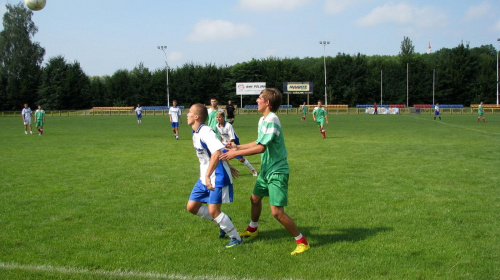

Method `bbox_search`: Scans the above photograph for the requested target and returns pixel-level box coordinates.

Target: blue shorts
[435,111,440,115]
[137,113,142,119]
[189,179,233,204]
[171,122,179,128]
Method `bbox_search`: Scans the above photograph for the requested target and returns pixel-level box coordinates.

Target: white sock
[294,233,303,241]
[214,212,240,240]
[196,205,214,221]
[249,221,259,228]
[243,159,255,171]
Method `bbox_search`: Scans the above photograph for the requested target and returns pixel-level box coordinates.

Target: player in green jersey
[34,105,45,136]
[312,100,329,138]
[220,88,310,255]
[478,102,486,122]
[301,102,307,121]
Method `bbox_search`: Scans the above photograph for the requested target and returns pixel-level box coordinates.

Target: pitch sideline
[0,262,266,280]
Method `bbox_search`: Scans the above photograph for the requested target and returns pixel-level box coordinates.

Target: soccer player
[34,105,45,136]
[207,98,224,133]
[216,111,258,176]
[434,103,441,120]
[169,100,182,140]
[185,103,243,248]
[373,102,378,115]
[478,102,486,122]
[21,103,33,134]
[225,100,236,124]
[312,100,329,139]
[135,104,143,124]
[220,88,310,255]
[301,102,307,121]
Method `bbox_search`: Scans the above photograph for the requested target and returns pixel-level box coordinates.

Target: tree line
[1,3,498,111]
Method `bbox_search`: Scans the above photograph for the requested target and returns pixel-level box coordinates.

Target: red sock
[321,131,326,138]
[296,236,308,245]
[246,225,257,232]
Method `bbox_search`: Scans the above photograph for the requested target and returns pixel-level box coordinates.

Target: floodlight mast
[157,46,170,107]
[497,38,500,105]
[319,41,330,106]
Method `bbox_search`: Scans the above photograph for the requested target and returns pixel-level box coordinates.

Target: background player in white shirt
[216,111,258,176]
[169,100,182,140]
[135,104,142,124]
[185,103,243,248]
[21,103,33,134]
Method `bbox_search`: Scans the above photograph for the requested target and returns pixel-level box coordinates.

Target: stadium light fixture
[157,46,170,107]
[497,38,500,105]
[319,41,330,106]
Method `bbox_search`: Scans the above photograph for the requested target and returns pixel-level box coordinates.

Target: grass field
[1,112,499,279]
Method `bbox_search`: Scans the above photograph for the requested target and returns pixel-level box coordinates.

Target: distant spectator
[225,100,236,124]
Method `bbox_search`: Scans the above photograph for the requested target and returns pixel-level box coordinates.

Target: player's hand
[225,142,237,150]
[220,150,236,161]
[229,165,239,179]
[205,178,215,191]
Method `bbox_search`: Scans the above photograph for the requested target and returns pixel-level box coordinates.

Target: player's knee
[186,203,198,215]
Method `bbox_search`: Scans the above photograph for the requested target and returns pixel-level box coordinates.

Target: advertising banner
[283,82,313,94]
[236,82,266,95]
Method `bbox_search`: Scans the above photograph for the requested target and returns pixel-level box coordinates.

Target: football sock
[243,159,255,171]
[196,205,214,221]
[321,130,325,138]
[247,221,258,232]
[214,212,240,240]
[294,233,309,245]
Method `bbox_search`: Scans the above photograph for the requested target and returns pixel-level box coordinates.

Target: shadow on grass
[307,227,394,247]
[241,226,393,247]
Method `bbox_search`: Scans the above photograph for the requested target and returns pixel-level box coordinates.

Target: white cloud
[464,2,491,21]
[356,3,447,29]
[324,0,358,14]
[238,0,310,12]
[187,19,255,42]
[169,51,183,63]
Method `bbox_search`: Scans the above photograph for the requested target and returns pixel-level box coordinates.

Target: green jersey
[302,105,307,115]
[35,109,45,120]
[207,107,223,132]
[256,112,289,175]
[478,105,484,116]
[312,107,327,121]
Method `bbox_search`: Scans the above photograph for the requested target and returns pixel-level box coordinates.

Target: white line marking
[0,262,267,280]
[403,115,500,136]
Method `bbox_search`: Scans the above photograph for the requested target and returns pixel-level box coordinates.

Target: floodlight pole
[320,41,330,106]
[157,46,170,107]
[497,38,500,105]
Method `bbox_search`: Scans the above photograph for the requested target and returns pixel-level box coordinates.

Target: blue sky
[1,0,499,76]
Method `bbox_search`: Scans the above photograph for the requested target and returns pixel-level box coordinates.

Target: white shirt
[169,107,181,122]
[192,124,233,187]
[22,108,32,120]
[216,122,238,145]
[135,107,142,115]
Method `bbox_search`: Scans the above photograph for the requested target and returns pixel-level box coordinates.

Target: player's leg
[239,193,263,237]
[320,124,326,138]
[208,187,242,247]
[268,173,309,255]
[238,156,257,176]
[187,180,212,220]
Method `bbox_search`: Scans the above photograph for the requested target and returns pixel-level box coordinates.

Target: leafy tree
[0,3,45,110]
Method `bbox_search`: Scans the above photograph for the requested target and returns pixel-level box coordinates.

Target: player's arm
[325,115,329,124]
[205,149,221,191]
[312,112,317,121]
[220,142,265,161]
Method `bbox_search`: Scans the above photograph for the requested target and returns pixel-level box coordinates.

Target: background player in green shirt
[301,102,307,121]
[220,88,310,255]
[312,100,329,138]
[478,101,486,122]
[35,105,45,136]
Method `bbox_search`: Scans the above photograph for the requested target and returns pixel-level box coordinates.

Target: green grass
[1,112,499,279]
